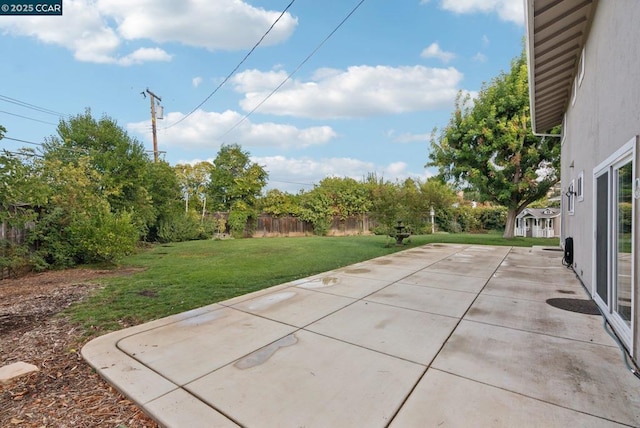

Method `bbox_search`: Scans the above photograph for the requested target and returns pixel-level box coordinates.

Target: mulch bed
[0,269,158,428]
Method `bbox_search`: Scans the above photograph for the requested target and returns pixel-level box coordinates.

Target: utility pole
[145,88,162,162]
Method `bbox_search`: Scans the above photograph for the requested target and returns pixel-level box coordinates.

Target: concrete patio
[82,244,640,427]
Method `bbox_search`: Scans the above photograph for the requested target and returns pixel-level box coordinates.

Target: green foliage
[433,205,507,233]
[8,111,187,269]
[315,177,371,219]
[156,210,203,243]
[174,161,212,214]
[67,208,138,263]
[0,239,29,277]
[476,206,508,230]
[259,189,303,217]
[146,161,187,241]
[31,206,77,268]
[30,182,138,267]
[367,176,458,235]
[428,49,560,237]
[619,202,632,234]
[44,110,155,229]
[367,178,402,236]
[227,204,253,238]
[208,144,268,211]
[212,216,227,236]
[298,187,334,236]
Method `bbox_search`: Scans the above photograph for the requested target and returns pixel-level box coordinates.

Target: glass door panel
[596,172,609,304]
[615,161,633,327]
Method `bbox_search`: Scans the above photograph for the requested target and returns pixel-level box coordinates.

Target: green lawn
[68,233,559,334]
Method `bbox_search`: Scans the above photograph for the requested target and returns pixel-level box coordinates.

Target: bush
[435,205,506,233]
[31,206,77,268]
[156,211,202,243]
[31,205,139,267]
[0,240,29,277]
[228,208,253,238]
[69,209,138,263]
[477,206,508,231]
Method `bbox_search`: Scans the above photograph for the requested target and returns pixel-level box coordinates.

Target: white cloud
[0,0,297,64]
[192,77,204,88]
[117,47,172,66]
[173,153,433,192]
[232,65,464,119]
[252,156,431,192]
[99,0,298,50]
[388,131,431,144]
[472,52,488,63]
[437,0,524,25]
[128,109,336,152]
[482,34,490,47]
[420,42,456,64]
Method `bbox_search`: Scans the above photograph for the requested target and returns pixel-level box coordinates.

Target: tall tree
[174,161,212,214]
[42,109,156,235]
[207,144,268,211]
[207,144,268,237]
[33,156,138,266]
[428,50,560,237]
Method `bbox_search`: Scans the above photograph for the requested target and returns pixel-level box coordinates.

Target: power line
[2,149,43,158]
[165,0,297,129]
[268,179,314,187]
[0,110,59,126]
[219,0,367,138]
[0,94,68,118]
[2,135,89,155]
[2,136,43,146]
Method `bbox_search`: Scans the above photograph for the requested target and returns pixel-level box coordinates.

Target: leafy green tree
[428,50,560,237]
[32,157,137,266]
[315,177,371,219]
[366,175,403,236]
[174,161,212,214]
[43,109,156,235]
[0,147,47,274]
[298,186,334,236]
[207,144,267,237]
[295,177,372,235]
[259,189,303,217]
[419,178,457,212]
[208,144,268,211]
[147,161,195,242]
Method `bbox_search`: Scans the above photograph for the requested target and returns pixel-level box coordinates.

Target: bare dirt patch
[0,268,158,428]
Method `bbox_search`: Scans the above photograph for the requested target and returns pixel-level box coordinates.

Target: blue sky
[0,0,524,192]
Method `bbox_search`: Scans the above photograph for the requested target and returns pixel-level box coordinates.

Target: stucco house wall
[527,0,640,361]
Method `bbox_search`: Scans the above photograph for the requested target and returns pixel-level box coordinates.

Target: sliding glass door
[593,138,636,351]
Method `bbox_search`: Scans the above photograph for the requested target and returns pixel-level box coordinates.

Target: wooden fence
[210,212,377,237]
[0,221,29,245]
[1,221,32,279]
[253,214,375,237]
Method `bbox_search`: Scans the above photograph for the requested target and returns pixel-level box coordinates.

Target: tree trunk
[503,207,517,238]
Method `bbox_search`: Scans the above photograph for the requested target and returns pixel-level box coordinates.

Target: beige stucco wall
[562,1,640,358]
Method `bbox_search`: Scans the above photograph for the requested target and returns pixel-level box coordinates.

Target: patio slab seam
[461,316,619,349]
[384,246,512,426]
[428,368,636,428]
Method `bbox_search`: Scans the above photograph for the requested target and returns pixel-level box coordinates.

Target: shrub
[68,209,138,263]
[0,240,29,277]
[227,209,250,238]
[156,211,202,243]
